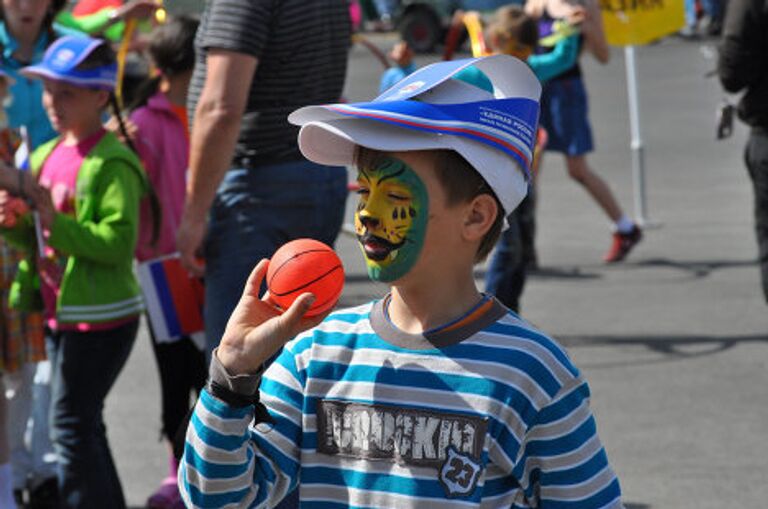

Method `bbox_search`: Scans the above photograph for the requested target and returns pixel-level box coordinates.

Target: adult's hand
[177,208,207,277]
[216,260,329,375]
[0,190,28,227]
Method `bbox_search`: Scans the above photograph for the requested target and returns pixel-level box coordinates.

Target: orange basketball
[266,239,345,317]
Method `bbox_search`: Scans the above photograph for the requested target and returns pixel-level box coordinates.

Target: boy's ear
[462,194,498,241]
[96,89,111,110]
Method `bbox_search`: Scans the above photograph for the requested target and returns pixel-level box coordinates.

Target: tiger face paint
[354,155,428,282]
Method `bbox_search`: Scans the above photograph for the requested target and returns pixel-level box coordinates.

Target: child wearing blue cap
[179,56,623,509]
[0,35,147,509]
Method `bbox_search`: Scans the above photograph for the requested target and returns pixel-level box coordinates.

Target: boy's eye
[388,193,409,201]
[356,187,369,196]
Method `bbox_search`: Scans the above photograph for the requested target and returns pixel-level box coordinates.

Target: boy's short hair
[357,147,504,262]
[487,6,539,49]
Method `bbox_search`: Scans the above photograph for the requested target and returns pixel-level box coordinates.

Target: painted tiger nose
[359,214,379,229]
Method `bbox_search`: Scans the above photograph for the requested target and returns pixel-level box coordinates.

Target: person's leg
[150,338,197,448]
[0,374,18,509]
[745,130,768,303]
[699,0,722,33]
[49,320,138,509]
[146,331,195,506]
[203,168,287,360]
[684,0,698,27]
[372,0,396,19]
[485,211,525,313]
[517,189,538,271]
[564,154,623,223]
[564,153,643,262]
[6,363,33,493]
[204,163,348,360]
[28,359,57,487]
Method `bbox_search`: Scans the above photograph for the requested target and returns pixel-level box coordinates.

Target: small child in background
[527,0,642,263]
[125,15,206,509]
[379,40,415,93]
[0,68,45,509]
[483,5,580,312]
[0,36,147,509]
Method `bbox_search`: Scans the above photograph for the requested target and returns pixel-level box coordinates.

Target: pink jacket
[130,92,188,262]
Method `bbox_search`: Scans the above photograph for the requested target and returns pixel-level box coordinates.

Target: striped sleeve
[179,340,309,509]
[512,378,623,508]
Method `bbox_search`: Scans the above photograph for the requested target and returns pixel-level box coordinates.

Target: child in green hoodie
[0,35,146,509]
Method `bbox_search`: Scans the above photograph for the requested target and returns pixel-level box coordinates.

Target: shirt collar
[0,23,50,66]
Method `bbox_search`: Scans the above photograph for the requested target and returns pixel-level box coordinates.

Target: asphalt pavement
[106,33,768,508]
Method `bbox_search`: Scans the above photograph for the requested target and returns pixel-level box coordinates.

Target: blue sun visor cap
[288,55,541,217]
[20,35,116,90]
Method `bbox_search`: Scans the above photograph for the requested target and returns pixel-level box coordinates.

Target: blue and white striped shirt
[180,299,623,508]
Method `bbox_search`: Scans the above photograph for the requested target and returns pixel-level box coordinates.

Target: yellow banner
[600,0,685,46]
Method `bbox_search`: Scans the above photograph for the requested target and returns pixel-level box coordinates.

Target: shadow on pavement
[526,266,602,280]
[473,266,603,281]
[557,333,768,369]
[625,504,652,509]
[624,257,757,278]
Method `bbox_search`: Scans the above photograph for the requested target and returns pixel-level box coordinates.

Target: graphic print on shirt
[439,445,484,498]
[317,400,487,498]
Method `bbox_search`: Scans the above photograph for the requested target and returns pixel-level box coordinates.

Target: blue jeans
[373,0,397,17]
[48,319,139,509]
[685,0,721,25]
[203,160,348,358]
[7,361,57,490]
[485,192,536,313]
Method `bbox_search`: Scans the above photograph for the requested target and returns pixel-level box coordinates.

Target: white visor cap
[296,117,528,215]
[288,54,541,218]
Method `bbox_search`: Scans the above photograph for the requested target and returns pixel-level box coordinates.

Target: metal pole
[624,45,651,226]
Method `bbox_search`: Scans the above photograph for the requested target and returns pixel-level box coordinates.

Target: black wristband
[206,379,275,425]
[206,378,259,408]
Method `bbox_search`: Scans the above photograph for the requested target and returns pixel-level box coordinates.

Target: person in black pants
[718,0,768,302]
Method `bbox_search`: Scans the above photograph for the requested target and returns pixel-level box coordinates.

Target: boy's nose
[358,213,379,230]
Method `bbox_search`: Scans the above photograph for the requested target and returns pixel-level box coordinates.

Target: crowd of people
[0,0,761,508]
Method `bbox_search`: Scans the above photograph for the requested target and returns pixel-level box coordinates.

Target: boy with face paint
[179,56,623,509]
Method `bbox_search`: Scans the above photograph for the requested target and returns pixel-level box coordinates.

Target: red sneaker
[603,225,642,263]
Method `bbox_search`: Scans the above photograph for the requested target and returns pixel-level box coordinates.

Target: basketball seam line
[270,264,343,297]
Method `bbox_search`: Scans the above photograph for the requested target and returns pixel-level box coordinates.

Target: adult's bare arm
[582,0,610,64]
[177,49,257,276]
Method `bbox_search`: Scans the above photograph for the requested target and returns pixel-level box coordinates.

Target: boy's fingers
[243,259,269,299]
[280,292,316,327]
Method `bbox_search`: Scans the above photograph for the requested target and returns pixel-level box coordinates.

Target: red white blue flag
[137,254,205,347]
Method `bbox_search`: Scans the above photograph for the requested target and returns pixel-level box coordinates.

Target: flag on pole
[137,253,205,347]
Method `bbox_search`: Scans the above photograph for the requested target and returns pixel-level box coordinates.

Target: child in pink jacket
[127,15,204,509]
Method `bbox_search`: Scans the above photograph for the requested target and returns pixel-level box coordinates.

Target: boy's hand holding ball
[217,239,344,376]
